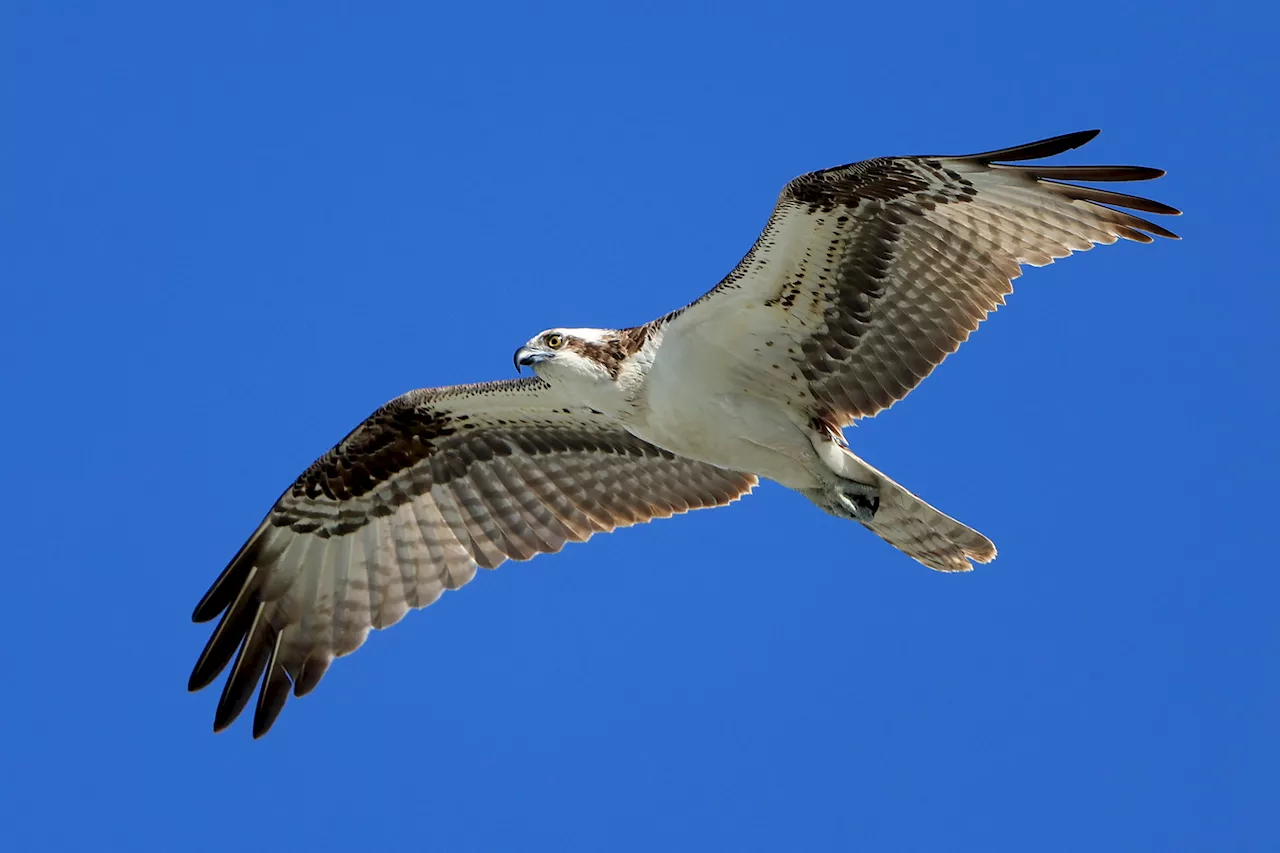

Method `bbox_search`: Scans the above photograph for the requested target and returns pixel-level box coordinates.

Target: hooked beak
[514,346,551,372]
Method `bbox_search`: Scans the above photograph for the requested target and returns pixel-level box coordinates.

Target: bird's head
[514,328,624,389]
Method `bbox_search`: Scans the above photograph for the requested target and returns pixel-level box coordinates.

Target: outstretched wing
[189,377,756,736]
[660,129,1180,426]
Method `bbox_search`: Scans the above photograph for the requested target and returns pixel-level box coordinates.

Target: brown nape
[566,324,656,378]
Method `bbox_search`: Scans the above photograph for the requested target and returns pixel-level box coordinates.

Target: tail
[811,453,997,573]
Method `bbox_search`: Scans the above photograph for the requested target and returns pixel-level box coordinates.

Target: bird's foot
[834,480,879,523]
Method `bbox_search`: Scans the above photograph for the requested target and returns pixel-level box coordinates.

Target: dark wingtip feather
[1005,164,1167,182]
[1141,221,1181,240]
[212,605,273,733]
[1114,226,1155,244]
[1093,165,1165,181]
[1040,180,1183,216]
[1112,214,1180,241]
[192,527,266,622]
[964,129,1101,164]
[1107,204,1181,240]
[972,140,1181,240]
[188,569,261,692]
[253,636,291,738]
[293,655,331,697]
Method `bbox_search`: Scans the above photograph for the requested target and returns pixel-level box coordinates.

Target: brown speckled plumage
[189,377,755,737]
[667,129,1178,426]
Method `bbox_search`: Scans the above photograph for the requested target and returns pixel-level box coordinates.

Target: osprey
[190,130,1179,736]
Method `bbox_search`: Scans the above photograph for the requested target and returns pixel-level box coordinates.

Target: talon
[836,482,879,522]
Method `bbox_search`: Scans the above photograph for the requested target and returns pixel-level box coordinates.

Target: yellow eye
[545,333,565,349]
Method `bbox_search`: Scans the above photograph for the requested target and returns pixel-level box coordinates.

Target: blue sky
[3,2,1276,850]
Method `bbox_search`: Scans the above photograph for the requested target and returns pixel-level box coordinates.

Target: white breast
[624,325,822,490]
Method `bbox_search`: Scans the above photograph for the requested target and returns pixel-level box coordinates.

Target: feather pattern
[661,129,1180,426]
[188,377,756,736]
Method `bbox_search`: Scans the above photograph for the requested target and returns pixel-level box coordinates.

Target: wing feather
[662,130,1178,425]
[386,503,423,611]
[254,632,290,738]
[189,377,756,736]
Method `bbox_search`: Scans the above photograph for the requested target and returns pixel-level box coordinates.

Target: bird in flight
[189,129,1179,737]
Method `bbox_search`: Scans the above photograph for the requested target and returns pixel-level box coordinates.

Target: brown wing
[661,129,1179,426]
[188,378,756,737]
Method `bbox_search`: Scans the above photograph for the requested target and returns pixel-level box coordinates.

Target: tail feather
[863,470,996,572]
[815,451,996,572]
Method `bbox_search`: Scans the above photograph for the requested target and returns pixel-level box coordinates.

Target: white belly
[625,332,822,490]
